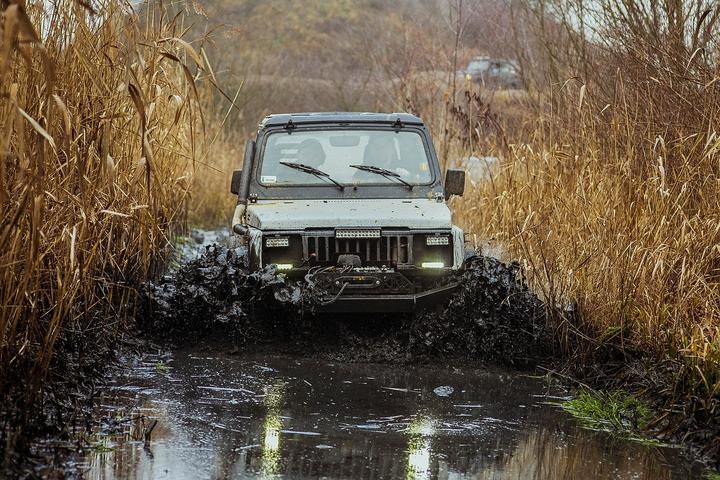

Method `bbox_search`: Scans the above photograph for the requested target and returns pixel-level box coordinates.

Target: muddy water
[74,347,704,480]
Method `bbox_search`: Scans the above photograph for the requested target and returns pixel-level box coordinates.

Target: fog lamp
[421,262,445,269]
[426,235,449,246]
[265,237,290,248]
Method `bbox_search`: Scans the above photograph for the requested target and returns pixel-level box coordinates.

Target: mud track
[141,242,550,365]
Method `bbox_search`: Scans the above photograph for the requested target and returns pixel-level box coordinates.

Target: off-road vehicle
[463,56,521,89]
[230,112,467,312]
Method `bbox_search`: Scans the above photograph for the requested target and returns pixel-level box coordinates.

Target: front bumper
[306,269,459,313]
[318,282,459,313]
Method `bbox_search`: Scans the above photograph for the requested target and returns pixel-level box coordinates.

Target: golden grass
[187,131,241,226]
[452,81,720,414]
[0,1,205,408]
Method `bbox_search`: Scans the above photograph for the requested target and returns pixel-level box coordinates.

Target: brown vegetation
[449,0,720,456]
[0,0,206,440]
[2,0,719,465]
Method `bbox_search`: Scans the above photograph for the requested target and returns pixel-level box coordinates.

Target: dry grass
[0,1,206,415]
[455,90,720,365]
[445,2,720,446]
[187,129,241,226]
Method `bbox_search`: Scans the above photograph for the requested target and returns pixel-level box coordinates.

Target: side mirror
[444,168,465,199]
[230,170,242,195]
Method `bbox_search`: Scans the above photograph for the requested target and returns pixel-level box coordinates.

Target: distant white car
[464,56,521,89]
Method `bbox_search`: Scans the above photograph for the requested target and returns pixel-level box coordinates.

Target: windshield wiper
[279,161,345,190]
[349,164,413,190]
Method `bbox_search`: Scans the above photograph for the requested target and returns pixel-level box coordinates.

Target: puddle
[24,229,706,478]
[58,348,704,479]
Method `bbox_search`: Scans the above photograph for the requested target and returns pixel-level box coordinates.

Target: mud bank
[0,323,148,477]
[141,243,550,365]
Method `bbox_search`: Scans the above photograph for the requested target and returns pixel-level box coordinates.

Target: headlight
[426,235,449,246]
[265,237,290,248]
[421,262,445,268]
[274,263,293,270]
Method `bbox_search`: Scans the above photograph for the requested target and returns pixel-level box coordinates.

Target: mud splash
[409,255,548,364]
[142,242,549,364]
[142,244,310,340]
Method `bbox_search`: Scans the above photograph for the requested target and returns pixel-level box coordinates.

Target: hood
[246,199,452,230]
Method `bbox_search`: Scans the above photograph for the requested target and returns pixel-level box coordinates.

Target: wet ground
[23,229,707,479]
[55,344,705,480]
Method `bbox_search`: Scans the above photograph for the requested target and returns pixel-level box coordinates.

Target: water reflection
[73,350,705,480]
[406,416,435,480]
[260,383,285,477]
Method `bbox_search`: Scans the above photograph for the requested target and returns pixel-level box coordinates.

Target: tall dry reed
[0,0,206,425]
[444,0,720,452]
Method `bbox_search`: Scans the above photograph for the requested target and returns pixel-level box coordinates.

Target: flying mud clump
[408,255,550,365]
[142,244,313,340]
[142,245,550,363]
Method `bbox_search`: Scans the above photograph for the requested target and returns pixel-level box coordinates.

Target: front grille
[304,234,413,265]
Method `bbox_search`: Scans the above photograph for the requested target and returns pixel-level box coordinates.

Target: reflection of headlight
[407,437,431,480]
[261,383,285,475]
[261,416,282,475]
[264,426,280,451]
[409,417,436,436]
[406,416,435,479]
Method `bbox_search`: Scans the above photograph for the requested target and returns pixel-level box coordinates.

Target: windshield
[259,129,433,186]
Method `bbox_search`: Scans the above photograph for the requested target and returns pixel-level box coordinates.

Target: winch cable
[304,264,354,305]
[318,281,349,306]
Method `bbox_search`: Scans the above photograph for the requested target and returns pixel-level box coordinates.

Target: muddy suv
[230,112,466,312]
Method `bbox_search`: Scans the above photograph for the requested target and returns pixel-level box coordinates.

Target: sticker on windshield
[261,175,277,184]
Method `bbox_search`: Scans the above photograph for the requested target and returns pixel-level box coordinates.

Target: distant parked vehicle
[463,56,521,89]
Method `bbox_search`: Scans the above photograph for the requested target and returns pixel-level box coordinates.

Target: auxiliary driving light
[274,263,293,271]
[336,228,381,239]
[421,262,445,269]
[426,235,449,246]
[265,237,290,248]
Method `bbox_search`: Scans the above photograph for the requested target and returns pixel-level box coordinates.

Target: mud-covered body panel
[244,199,452,230]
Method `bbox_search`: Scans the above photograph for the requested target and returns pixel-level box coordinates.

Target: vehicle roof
[258,112,424,129]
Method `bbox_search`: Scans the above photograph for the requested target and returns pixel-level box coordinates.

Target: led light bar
[274,263,293,270]
[421,262,445,269]
[426,235,450,246]
[265,237,290,248]
[335,228,381,239]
